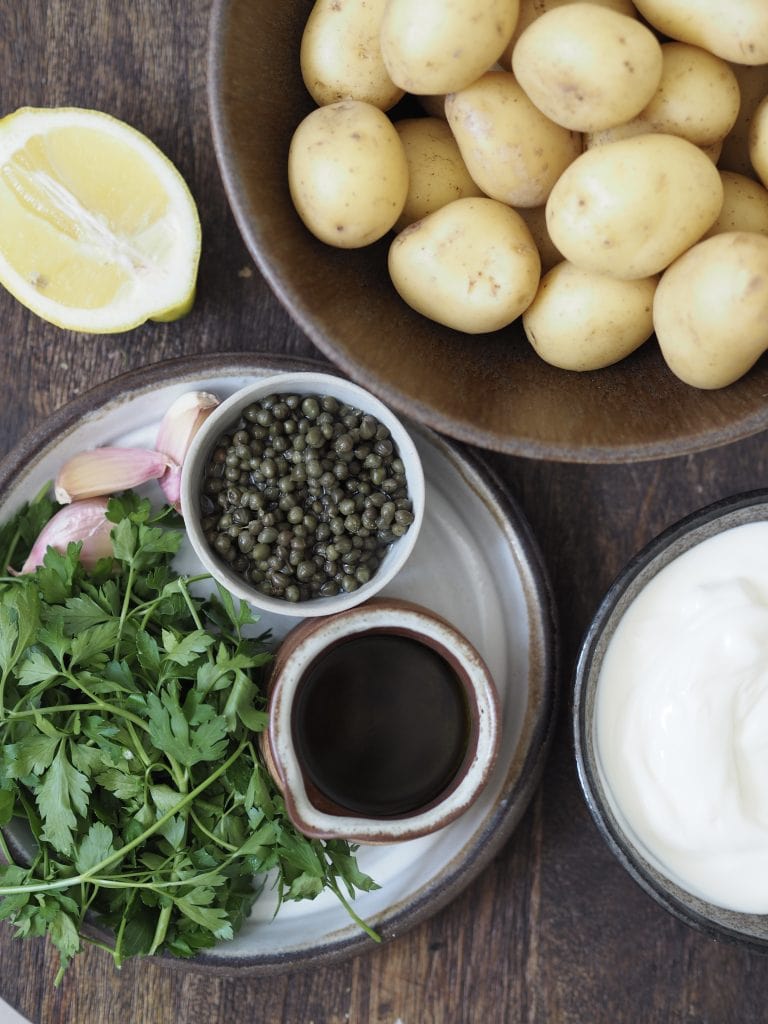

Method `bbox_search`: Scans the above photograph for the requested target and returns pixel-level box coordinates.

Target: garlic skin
[155,391,219,509]
[55,448,173,504]
[20,498,113,573]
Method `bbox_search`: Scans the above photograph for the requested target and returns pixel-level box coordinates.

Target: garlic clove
[19,497,113,573]
[55,447,174,504]
[155,391,219,510]
[155,391,219,464]
[159,466,184,511]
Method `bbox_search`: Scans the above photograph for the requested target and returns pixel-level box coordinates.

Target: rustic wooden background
[3,3,768,1022]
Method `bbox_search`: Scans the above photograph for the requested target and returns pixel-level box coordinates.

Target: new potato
[586,43,740,148]
[749,96,768,190]
[638,44,739,146]
[704,172,768,238]
[394,118,483,231]
[388,197,541,334]
[380,0,520,96]
[445,71,582,208]
[654,232,768,388]
[300,0,403,110]
[288,100,408,248]
[499,0,638,70]
[522,261,657,370]
[511,3,663,132]
[586,119,726,164]
[546,133,724,278]
[719,63,768,177]
[632,0,768,66]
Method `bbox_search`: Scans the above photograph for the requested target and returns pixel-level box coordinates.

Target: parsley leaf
[37,743,90,855]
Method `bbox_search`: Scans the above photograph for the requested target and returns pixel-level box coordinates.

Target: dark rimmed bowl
[574,488,768,951]
[207,0,768,464]
[0,351,558,976]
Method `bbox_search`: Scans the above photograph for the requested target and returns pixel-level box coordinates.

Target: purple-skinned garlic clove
[55,448,174,504]
[155,391,219,510]
[19,498,113,573]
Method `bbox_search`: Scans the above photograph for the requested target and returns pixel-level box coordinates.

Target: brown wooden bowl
[206,0,768,463]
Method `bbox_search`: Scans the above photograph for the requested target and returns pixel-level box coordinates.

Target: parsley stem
[189,810,238,853]
[112,894,132,968]
[83,935,122,956]
[126,721,151,767]
[327,879,381,943]
[8,702,150,733]
[113,561,136,659]
[148,900,172,956]
[177,578,214,666]
[0,873,207,895]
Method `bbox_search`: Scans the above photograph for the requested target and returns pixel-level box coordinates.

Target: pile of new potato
[288,0,768,389]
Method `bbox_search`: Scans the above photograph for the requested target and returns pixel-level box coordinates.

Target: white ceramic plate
[0,353,557,974]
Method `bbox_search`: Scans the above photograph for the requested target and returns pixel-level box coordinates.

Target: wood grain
[4,4,768,1023]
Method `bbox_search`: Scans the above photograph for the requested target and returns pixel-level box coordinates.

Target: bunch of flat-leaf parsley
[0,491,378,983]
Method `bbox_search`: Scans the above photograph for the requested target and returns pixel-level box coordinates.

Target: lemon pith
[0,107,201,333]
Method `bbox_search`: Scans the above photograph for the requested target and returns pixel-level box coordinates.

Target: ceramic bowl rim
[574,486,768,952]
[180,370,425,619]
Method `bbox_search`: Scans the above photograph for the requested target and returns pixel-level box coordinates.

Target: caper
[306,426,324,448]
[296,560,315,582]
[344,513,362,534]
[301,396,320,419]
[232,508,252,526]
[238,533,255,553]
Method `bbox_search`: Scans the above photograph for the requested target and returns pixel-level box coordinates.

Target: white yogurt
[596,520,768,913]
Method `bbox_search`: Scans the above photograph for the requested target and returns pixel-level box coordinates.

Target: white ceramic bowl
[574,488,768,951]
[262,598,501,843]
[180,371,425,617]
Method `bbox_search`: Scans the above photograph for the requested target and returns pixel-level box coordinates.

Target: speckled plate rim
[205,0,768,465]
[573,487,768,953]
[0,351,558,976]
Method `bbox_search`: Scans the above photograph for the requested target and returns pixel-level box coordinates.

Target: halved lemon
[0,107,201,333]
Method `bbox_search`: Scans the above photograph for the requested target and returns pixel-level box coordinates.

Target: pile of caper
[199,392,415,602]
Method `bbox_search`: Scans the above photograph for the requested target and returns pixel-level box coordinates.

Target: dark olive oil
[292,633,470,818]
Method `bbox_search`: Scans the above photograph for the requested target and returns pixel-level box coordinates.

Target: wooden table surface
[3,4,768,1023]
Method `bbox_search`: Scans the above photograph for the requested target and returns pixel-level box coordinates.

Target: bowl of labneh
[574,488,768,949]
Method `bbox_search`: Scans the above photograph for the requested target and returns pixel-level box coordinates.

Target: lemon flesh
[0,107,201,333]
